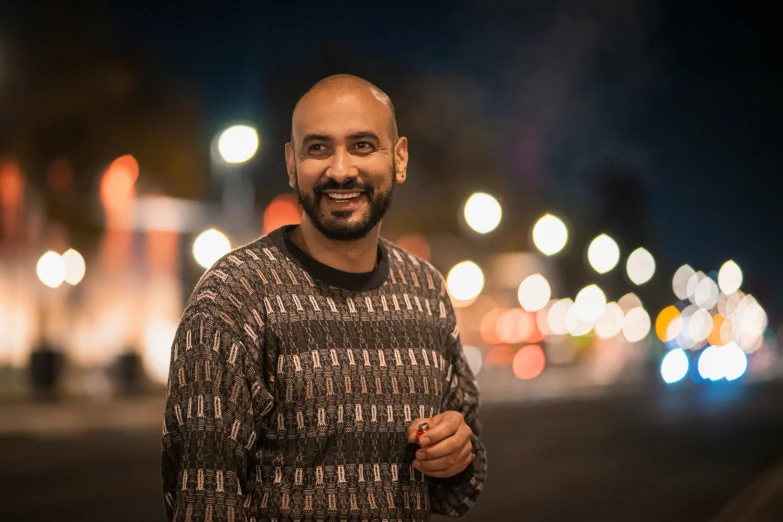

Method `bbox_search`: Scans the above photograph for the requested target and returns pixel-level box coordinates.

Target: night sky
[3,1,781,318]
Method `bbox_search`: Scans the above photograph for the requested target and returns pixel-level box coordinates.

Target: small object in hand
[416,422,429,437]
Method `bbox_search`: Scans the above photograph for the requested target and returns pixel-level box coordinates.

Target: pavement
[2,381,783,521]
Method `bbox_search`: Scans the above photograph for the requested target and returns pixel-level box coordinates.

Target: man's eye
[308,144,325,152]
[354,142,373,150]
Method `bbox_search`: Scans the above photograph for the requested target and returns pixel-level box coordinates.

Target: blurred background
[1,1,782,521]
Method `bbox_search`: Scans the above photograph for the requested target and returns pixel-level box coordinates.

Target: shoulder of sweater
[183,235,280,323]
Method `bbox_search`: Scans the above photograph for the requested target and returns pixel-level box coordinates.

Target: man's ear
[394,136,409,184]
[285,142,296,189]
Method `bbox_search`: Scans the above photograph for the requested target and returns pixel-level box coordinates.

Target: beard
[294,161,396,241]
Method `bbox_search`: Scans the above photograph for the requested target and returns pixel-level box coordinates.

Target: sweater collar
[269,225,389,292]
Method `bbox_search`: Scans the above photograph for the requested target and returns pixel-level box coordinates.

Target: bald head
[290,74,398,148]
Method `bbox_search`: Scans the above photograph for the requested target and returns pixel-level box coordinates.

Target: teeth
[327,193,361,200]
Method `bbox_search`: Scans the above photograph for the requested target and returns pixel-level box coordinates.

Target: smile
[325,192,363,201]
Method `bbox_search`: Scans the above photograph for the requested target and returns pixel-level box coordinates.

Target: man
[161,74,487,521]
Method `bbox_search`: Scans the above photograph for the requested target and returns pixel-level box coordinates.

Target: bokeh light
[694,276,719,309]
[575,284,606,323]
[672,264,695,301]
[36,251,66,288]
[723,342,748,381]
[547,299,573,335]
[193,228,231,270]
[587,234,620,274]
[517,273,551,312]
[485,345,516,367]
[143,320,178,385]
[688,308,713,344]
[594,303,624,340]
[617,293,643,314]
[263,194,301,235]
[217,125,259,163]
[660,348,689,384]
[566,303,595,337]
[532,214,568,256]
[464,192,502,234]
[462,345,483,375]
[62,248,86,286]
[512,345,546,380]
[100,155,139,214]
[656,306,682,342]
[626,247,655,285]
[396,234,431,261]
[480,308,503,344]
[446,261,485,302]
[622,307,651,343]
[718,260,743,295]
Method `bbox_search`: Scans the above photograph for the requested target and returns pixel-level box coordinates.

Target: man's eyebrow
[348,131,381,141]
[301,133,331,145]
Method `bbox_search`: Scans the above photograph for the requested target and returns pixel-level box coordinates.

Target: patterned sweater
[161,225,487,521]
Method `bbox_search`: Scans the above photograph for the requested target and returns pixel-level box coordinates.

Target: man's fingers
[414,425,470,460]
[418,411,464,446]
[408,418,430,443]
[414,441,473,477]
[414,440,472,473]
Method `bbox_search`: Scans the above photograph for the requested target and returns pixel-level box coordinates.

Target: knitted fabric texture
[161,225,487,521]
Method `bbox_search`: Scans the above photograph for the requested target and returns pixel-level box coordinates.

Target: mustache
[313,178,375,197]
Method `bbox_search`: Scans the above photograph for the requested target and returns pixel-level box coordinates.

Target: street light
[213,124,260,240]
[217,125,259,164]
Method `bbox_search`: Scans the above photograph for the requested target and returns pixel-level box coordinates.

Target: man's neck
[289,218,381,274]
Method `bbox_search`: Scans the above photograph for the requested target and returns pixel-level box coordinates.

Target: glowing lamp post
[213,124,260,239]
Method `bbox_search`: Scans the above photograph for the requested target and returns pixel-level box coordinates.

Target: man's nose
[325,147,356,182]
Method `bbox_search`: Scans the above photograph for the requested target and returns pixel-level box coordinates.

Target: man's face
[286,89,407,241]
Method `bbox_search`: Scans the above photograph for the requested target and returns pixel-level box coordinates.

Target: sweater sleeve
[161,304,274,522]
[428,296,487,518]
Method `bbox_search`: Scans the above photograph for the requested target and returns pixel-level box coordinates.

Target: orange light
[480,308,503,344]
[708,313,729,346]
[263,194,301,234]
[512,345,546,380]
[496,308,525,344]
[655,305,681,342]
[517,311,539,343]
[100,155,139,215]
[0,160,23,209]
[485,345,516,367]
[396,234,431,261]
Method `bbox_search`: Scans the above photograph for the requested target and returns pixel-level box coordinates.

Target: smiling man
[162,74,487,522]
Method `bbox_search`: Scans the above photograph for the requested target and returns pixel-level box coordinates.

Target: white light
[532,214,568,256]
[672,264,695,301]
[688,308,713,343]
[617,293,643,314]
[661,348,689,384]
[462,345,483,375]
[62,248,86,286]
[694,277,719,310]
[622,307,651,343]
[143,320,178,385]
[193,228,232,269]
[547,298,573,335]
[464,192,502,234]
[217,125,259,164]
[566,303,594,337]
[718,260,743,295]
[686,271,707,304]
[575,284,606,323]
[594,302,624,339]
[723,342,748,381]
[447,261,485,302]
[626,247,655,285]
[587,234,620,274]
[698,345,721,381]
[517,273,551,312]
[36,251,66,288]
